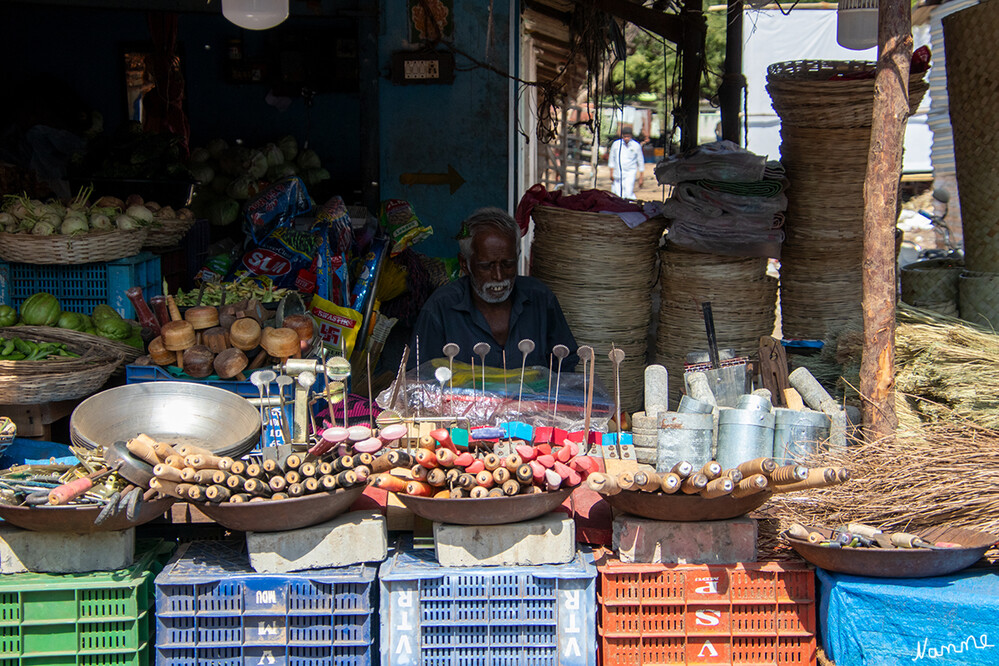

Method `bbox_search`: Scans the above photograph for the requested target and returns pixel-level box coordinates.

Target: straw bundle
[763,421,999,541]
[530,206,665,413]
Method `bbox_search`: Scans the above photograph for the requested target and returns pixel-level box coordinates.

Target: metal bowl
[785,525,998,578]
[0,496,175,533]
[604,489,772,522]
[398,488,573,525]
[70,382,260,458]
[194,486,365,532]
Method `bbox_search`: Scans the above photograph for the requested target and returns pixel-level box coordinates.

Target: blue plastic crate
[379,545,597,666]
[154,541,376,666]
[125,364,294,400]
[0,252,161,320]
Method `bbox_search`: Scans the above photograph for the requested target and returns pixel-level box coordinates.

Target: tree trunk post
[860,0,912,440]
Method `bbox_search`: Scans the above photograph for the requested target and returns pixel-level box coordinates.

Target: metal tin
[657,412,714,472]
[736,393,773,413]
[716,408,776,470]
[677,395,714,414]
[773,408,831,464]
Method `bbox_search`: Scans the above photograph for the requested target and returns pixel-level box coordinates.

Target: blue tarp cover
[818,567,999,665]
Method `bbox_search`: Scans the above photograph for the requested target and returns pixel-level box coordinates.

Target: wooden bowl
[161,320,195,351]
[229,318,261,351]
[261,327,299,358]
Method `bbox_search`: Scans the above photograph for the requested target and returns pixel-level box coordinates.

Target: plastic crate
[154,541,376,666]
[0,252,161,320]
[125,363,295,400]
[598,560,816,665]
[379,544,597,666]
[0,541,174,666]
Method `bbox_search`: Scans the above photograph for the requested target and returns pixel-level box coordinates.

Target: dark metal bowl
[604,489,772,521]
[785,525,998,578]
[194,485,365,532]
[0,496,175,533]
[397,488,572,525]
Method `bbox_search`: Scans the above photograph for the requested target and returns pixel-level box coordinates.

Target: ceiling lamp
[837,0,878,50]
[222,0,289,30]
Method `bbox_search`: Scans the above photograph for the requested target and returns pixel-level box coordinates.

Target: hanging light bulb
[222,0,289,31]
[837,0,878,50]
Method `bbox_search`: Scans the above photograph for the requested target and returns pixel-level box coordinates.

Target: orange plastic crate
[598,560,816,665]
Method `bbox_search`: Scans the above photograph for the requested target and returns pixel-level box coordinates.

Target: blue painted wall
[378,0,512,259]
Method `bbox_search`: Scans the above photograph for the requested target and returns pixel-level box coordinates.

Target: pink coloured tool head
[347,425,372,442]
[322,427,349,444]
[378,423,408,443]
[354,437,385,454]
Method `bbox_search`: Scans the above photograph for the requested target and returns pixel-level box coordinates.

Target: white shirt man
[608,129,645,199]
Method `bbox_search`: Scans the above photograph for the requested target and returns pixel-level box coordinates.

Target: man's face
[462,228,518,304]
[622,132,633,144]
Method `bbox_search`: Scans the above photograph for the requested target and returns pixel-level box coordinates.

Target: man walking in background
[608,124,645,199]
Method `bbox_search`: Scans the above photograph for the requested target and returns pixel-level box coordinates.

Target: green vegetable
[98,318,132,340]
[91,304,119,328]
[60,216,89,235]
[123,327,144,350]
[19,293,61,326]
[278,135,298,162]
[208,198,240,227]
[296,149,321,170]
[57,311,85,331]
[0,305,16,327]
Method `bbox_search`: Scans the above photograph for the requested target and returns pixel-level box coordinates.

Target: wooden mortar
[230,318,262,352]
[148,336,175,366]
[203,326,229,354]
[214,347,248,381]
[183,345,214,378]
[161,321,196,370]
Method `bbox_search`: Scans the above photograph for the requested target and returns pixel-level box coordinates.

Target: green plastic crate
[0,541,173,666]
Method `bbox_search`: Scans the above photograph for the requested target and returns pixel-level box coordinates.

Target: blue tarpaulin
[818,567,999,665]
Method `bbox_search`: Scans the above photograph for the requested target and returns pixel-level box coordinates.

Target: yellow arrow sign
[399,164,466,194]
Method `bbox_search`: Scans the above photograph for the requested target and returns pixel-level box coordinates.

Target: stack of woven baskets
[656,249,778,407]
[943,1,999,327]
[766,60,928,339]
[530,207,665,414]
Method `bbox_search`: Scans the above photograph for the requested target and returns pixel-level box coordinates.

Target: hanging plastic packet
[229,226,321,291]
[351,236,388,312]
[243,176,314,244]
[313,195,354,306]
[379,199,432,256]
[310,294,364,358]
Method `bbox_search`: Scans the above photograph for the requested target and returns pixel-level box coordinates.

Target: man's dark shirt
[409,275,578,371]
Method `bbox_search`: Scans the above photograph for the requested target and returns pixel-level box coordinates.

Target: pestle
[185,306,219,344]
[788,366,846,448]
[214,347,248,381]
[203,326,229,354]
[183,345,214,378]
[260,327,299,367]
[161,320,196,370]
[282,314,315,355]
[230,318,262,352]
[147,336,175,366]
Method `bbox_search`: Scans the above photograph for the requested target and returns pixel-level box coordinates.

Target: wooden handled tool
[48,469,112,505]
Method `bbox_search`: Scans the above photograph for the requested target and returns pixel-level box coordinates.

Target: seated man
[410,207,578,372]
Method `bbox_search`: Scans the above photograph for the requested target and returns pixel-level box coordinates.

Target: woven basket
[531,206,665,413]
[944,1,999,273]
[142,218,196,250]
[900,258,963,312]
[959,271,999,329]
[0,228,148,265]
[767,60,928,128]
[0,326,123,404]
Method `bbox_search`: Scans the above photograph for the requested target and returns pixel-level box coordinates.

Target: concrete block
[613,515,757,564]
[247,510,386,574]
[435,514,576,567]
[0,525,135,573]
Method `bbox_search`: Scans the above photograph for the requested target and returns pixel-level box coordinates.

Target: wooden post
[860,0,912,440]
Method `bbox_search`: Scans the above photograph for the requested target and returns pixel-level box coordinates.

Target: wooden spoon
[183,345,214,379]
[203,326,229,354]
[161,321,196,370]
[214,347,248,381]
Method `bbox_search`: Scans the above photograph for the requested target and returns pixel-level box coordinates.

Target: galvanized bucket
[657,412,714,472]
[716,408,777,470]
[678,395,714,414]
[736,393,773,413]
[773,408,830,465]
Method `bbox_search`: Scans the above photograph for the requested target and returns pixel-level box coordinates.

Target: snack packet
[310,294,364,358]
[229,227,320,291]
[243,176,314,244]
[379,199,432,256]
[313,195,353,305]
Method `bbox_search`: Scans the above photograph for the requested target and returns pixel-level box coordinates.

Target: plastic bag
[310,294,363,358]
[379,199,432,255]
[243,176,313,244]
[376,360,613,432]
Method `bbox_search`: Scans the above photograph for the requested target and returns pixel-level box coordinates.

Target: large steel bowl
[785,524,998,578]
[0,496,175,533]
[70,382,260,458]
[398,488,572,525]
[194,486,366,532]
[604,489,772,521]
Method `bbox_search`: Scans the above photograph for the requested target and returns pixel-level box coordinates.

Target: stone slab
[247,510,387,574]
[644,365,670,417]
[613,515,757,564]
[434,514,576,567]
[0,525,135,573]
